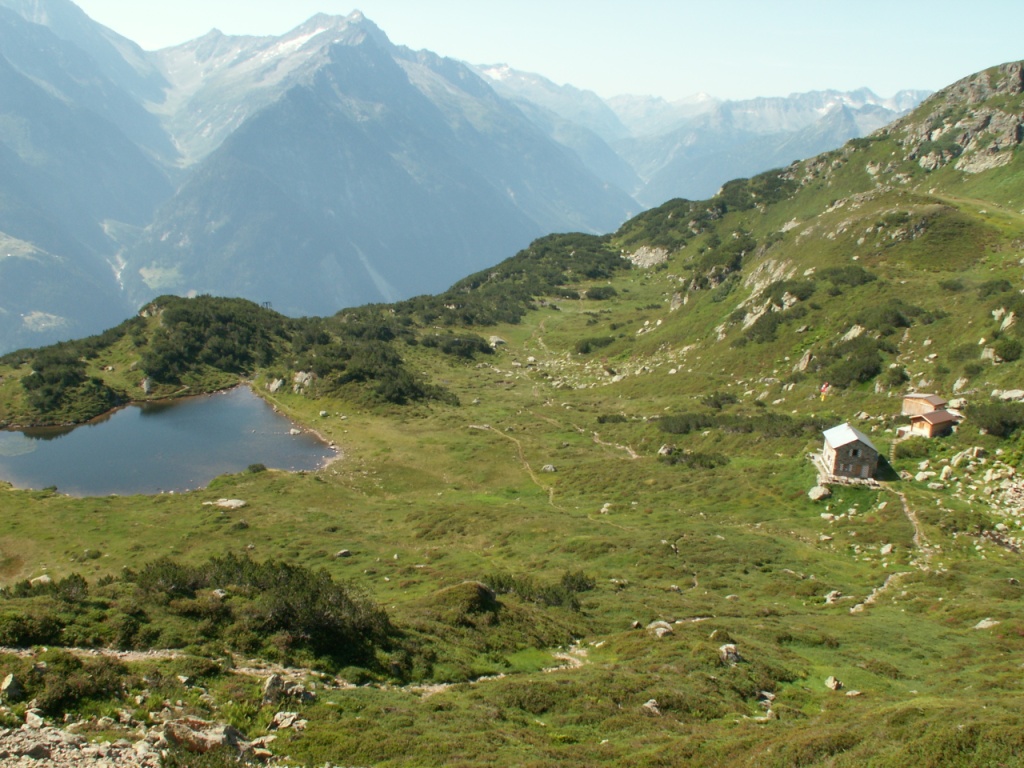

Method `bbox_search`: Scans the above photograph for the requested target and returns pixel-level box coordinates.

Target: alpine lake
[0,386,335,496]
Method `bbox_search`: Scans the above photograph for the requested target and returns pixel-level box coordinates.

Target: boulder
[973,618,1000,630]
[641,698,662,716]
[334,549,352,558]
[825,676,843,691]
[262,675,284,704]
[808,486,832,502]
[646,620,674,638]
[24,709,44,728]
[18,742,50,759]
[541,464,557,473]
[793,349,813,373]
[270,711,307,731]
[1,673,24,702]
[164,718,249,754]
[719,644,742,664]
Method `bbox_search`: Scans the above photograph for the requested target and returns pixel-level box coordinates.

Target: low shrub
[574,336,614,355]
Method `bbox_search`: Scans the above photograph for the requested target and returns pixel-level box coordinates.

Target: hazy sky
[72,0,1022,101]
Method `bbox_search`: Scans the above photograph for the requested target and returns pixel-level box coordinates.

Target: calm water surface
[0,387,335,496]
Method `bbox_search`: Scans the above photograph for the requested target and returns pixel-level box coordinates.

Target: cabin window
[851,448,861,458]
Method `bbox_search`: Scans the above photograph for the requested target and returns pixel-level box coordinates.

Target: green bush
[969,401,1024,437]
[884,366,910,386]
[993,336,1022,362]
[585,286,618,300]
[659,451,730,469]
[574,336,614,355]
[893,437,930,460]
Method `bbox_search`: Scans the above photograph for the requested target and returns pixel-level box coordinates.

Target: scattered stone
[203,499,247,510]
[541,464,557,473]
[334,549,352,558]
[880,544,893,556]
[625,246,669,268]
[845,690,863,698]
[25,709,44,728]
[973,618,1000,630]
[825,676,843,691]
[824,590,843,605]
[29,574,52,587]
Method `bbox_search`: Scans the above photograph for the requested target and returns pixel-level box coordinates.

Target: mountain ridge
[0,0,930,356]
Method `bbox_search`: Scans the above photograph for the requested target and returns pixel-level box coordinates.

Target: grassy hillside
[0,62,1024,766]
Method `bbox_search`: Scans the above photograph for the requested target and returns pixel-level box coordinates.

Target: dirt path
[850,487,931,613]
[468,424,560,506]
[590,431,640,460]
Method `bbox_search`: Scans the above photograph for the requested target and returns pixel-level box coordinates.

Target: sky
[72,0,1023,101]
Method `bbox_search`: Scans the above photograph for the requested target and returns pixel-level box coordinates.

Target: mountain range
[0,0,928,353]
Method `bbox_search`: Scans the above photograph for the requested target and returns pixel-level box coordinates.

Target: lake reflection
[0,387,335,496]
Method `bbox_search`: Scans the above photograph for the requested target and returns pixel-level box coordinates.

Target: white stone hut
[822,423,879,480]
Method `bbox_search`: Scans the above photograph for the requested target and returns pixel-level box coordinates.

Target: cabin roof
[912,409,959,425]
[903,393,948,407]
[822,422,877,452]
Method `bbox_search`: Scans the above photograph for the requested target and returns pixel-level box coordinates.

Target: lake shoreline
[0,385,337,496]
